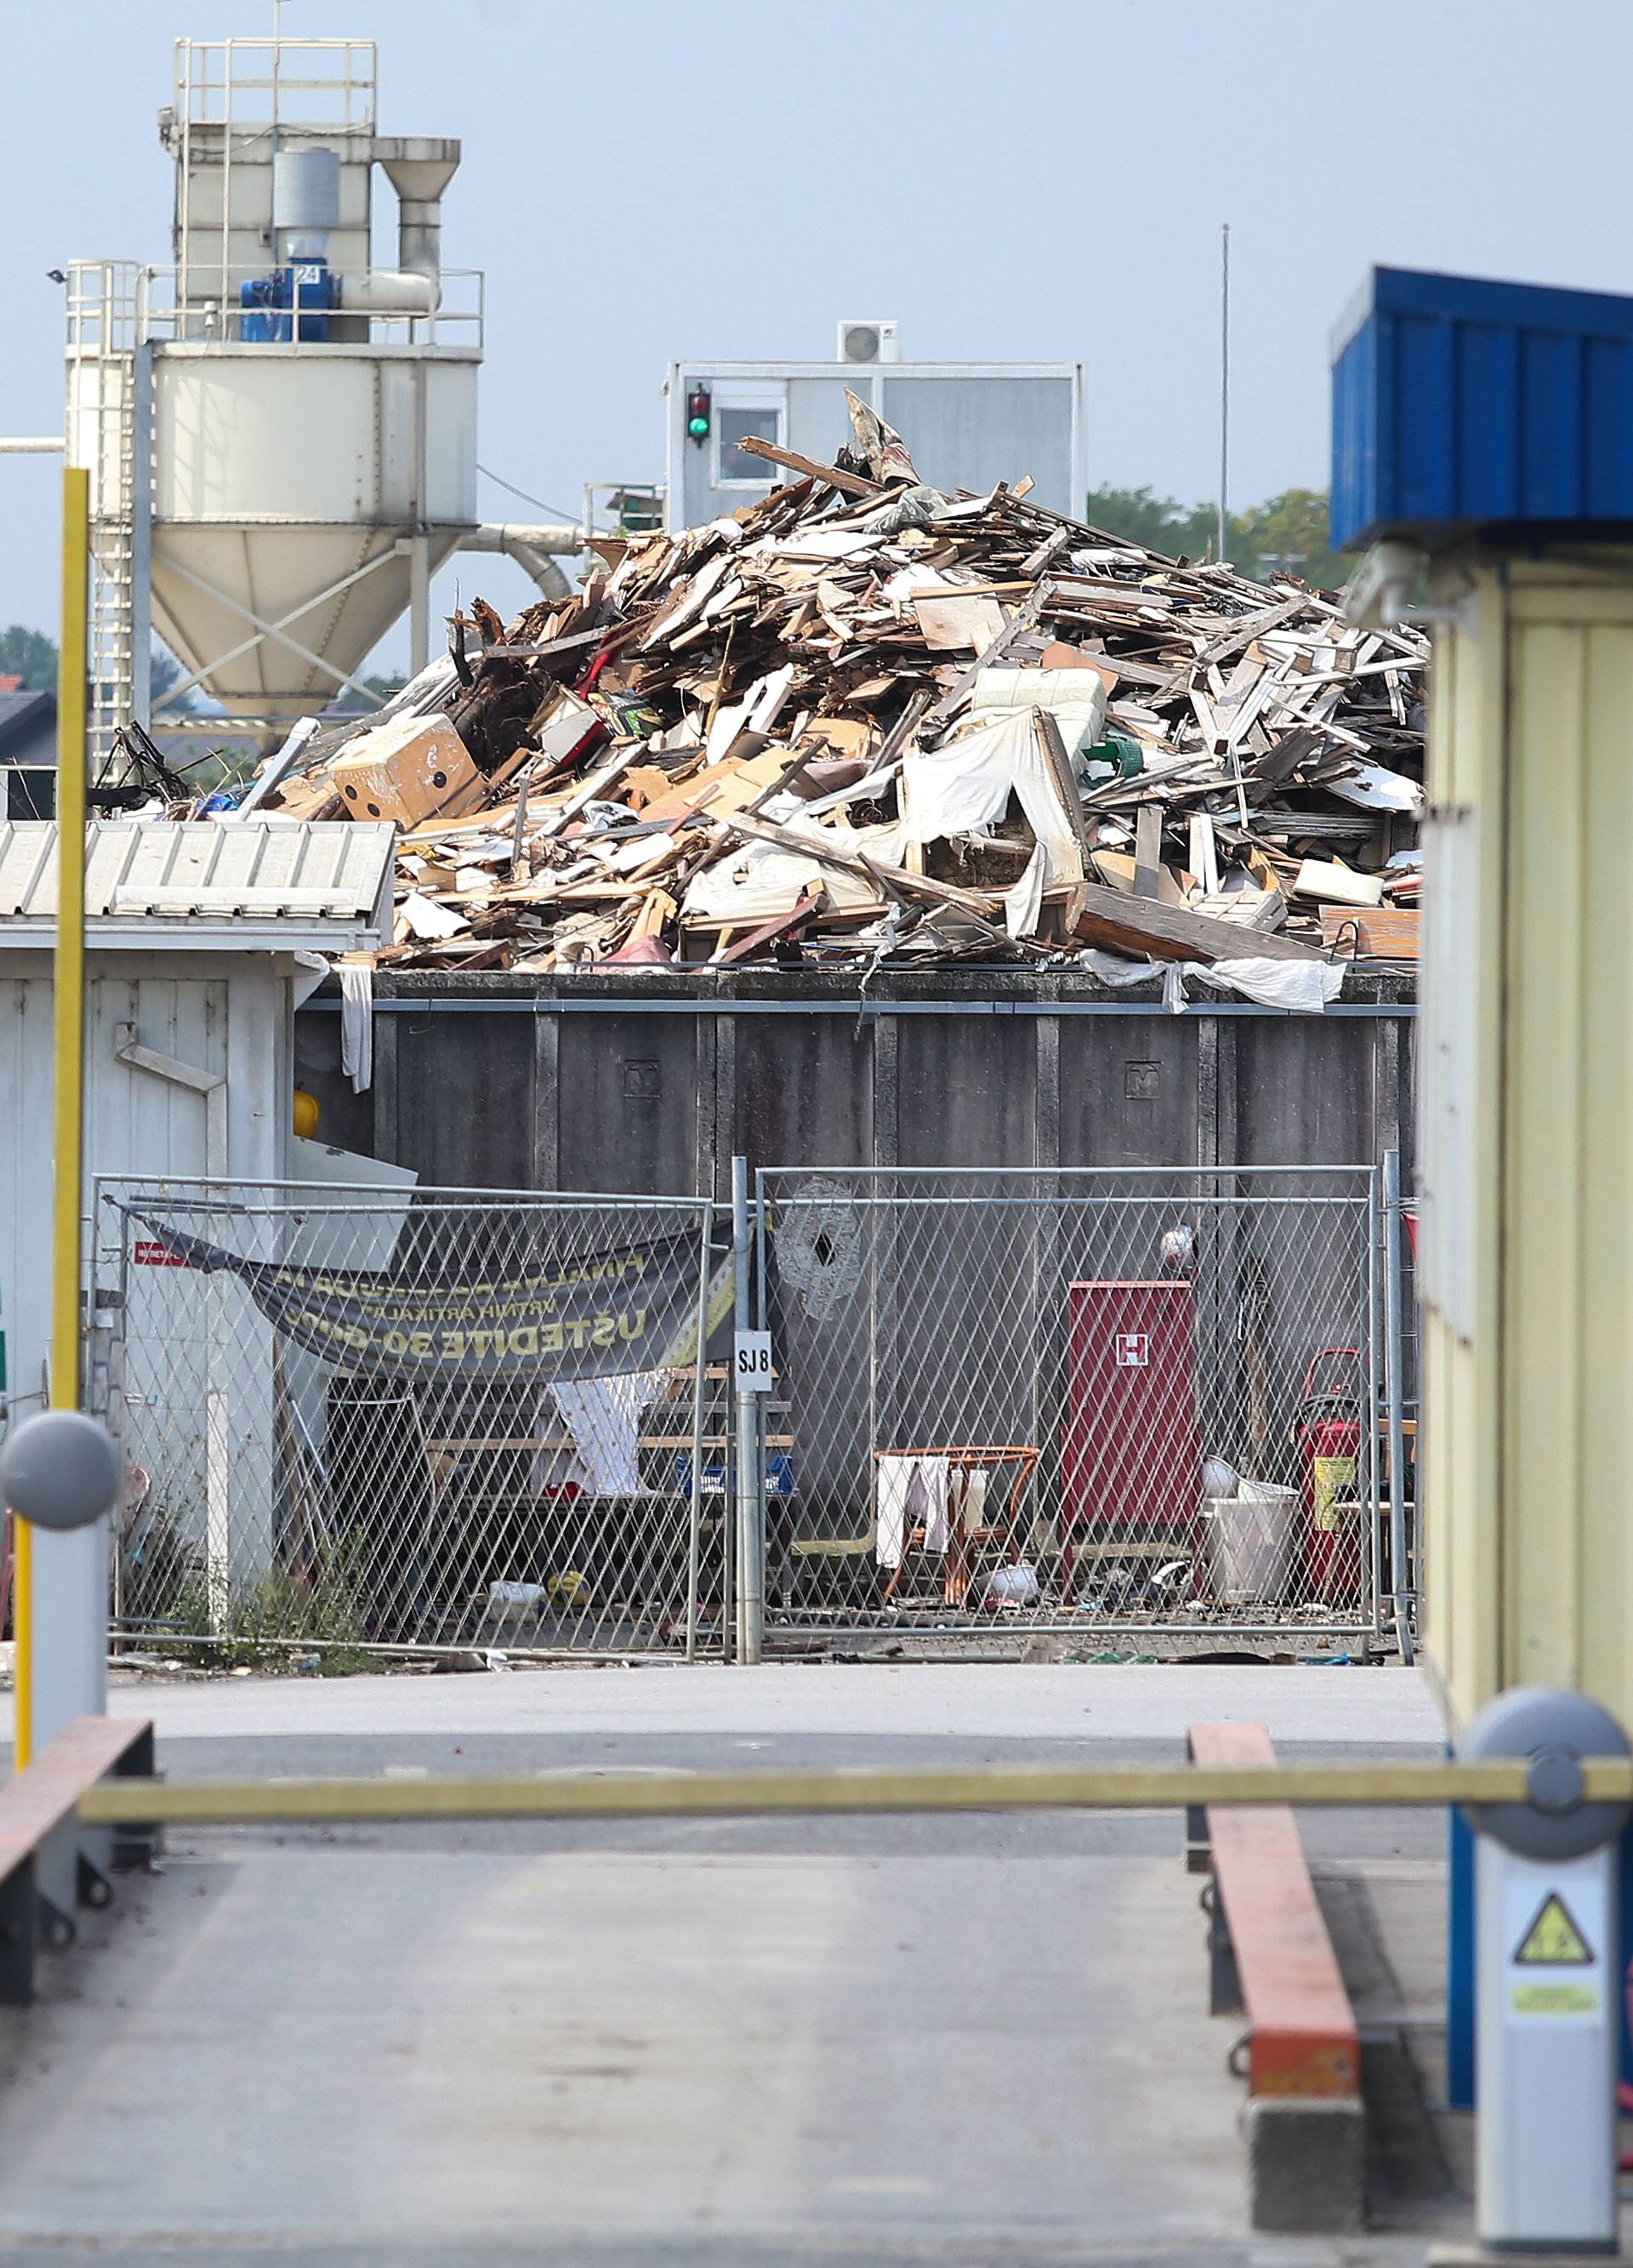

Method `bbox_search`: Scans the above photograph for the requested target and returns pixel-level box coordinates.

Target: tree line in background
[0,626,202,711]
[0,487,1350,709]
[1084,484,1351,592]
[0,624,401,717]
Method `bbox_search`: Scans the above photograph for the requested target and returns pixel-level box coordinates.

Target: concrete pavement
[95,1656,1448,1746]
[0,1662,1455,2263]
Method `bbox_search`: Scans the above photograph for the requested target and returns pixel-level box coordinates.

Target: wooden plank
[1072,880,1324,965]
[0,1715,154,1865]
[1319,907,1419,960]
[1188,812,1220,896]
[1133,804,1163,900]
[734,436,883,498]
[1032,709,1095,880]
[1188,1723,1360,2100]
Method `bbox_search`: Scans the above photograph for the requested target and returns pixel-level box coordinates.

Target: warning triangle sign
[1514,1893,1594,1967]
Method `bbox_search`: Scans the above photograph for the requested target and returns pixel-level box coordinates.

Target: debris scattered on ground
[205,393,1427,981]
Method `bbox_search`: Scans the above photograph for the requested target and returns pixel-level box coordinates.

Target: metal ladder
[65,261,145,785]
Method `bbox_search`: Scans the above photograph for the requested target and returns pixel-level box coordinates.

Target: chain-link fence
[94,1181,728,1660]
[756,1168,1385,1644]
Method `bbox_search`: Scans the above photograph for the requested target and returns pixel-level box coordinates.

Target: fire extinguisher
[1295,1348,1363,1600]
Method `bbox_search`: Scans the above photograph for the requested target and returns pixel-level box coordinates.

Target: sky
[3,0,1632,676]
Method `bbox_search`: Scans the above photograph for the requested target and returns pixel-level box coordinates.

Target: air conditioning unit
[836,319,901,366]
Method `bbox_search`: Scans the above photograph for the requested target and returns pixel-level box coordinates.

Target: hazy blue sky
[3,0,1631,673]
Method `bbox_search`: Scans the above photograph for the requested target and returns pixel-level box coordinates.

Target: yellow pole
[16,466,92,1771]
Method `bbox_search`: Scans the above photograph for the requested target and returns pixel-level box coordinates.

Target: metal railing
[754,1165,1391,1648]
[65,260,485,356]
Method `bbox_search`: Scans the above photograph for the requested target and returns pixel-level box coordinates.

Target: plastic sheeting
[1080,946,1345,1015]
[902,709,1082,885]
[680,814,908,925]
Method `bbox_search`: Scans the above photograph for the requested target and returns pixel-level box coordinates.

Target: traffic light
[686,387,711,445]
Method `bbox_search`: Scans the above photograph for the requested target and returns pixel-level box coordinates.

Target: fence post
[731,1157,764,1665]
[1382,1149,1413,1664]
[684,1200,714,1664]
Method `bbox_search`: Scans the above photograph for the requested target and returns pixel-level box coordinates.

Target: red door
[1061,1280,1200,1545]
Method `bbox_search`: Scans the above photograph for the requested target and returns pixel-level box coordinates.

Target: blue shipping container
[1330,266,1633,550]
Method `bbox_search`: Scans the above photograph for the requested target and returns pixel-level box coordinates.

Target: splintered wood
[260,393,1426,975]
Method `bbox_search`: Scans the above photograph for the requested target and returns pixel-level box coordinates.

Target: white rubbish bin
[1200,1482,1299,1604]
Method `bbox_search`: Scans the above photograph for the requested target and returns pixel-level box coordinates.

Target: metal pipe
[378,145,459,280]
[77,1754,1633,1828]
[460,523,583,606]
[1217,221,1231,563]
[685,1200,714,1662]
[0,437,65,453]
[129,346,153,737]
[1383,1147,1413,1663]
[335,270,438,316]
[22,468,94,1768]
[732,1155,763,1664]
[408,539,430,677]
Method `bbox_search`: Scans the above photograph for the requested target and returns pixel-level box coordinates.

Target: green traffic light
[688,415,709,437]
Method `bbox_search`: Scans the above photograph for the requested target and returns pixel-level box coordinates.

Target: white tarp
[902,709,1083,885]
[1080,947,1345,1016]
[680,815,908,926]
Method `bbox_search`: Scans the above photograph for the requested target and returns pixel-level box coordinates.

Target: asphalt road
[0,1664,1451,2265]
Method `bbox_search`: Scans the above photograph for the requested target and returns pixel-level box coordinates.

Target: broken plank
[1071,880,1326,966]
[716,886,826,964]
[735,436,883,498]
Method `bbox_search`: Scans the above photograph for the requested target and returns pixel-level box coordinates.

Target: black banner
[135,1218,719,1382]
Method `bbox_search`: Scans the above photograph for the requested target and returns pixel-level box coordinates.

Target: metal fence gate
[94,1180,727,1661]
[754,1166,1399,1650]
[88,1163,1411,1666]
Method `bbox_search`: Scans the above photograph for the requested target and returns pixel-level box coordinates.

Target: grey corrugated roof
[0,820,395,949]
[0,689,56,761]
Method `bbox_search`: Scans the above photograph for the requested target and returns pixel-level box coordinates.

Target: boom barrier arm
[76,1756,1633,1827]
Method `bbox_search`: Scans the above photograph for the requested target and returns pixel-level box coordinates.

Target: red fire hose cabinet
[1061,1279,1201,1553]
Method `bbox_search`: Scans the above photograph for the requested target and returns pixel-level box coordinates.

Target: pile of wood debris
[256,395,1426,977]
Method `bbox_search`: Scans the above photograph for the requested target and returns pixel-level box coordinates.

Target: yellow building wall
[1422,552,1633,1728]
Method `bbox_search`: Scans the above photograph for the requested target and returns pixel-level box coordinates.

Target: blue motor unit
[1331,265,1633,550]
[240,259,338,344]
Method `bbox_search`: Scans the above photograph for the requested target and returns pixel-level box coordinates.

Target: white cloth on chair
[876,1454,951,1567]
[913,1456,951,1553]
[876,1456,914,1570]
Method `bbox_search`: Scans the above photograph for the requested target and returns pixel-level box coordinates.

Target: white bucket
[1200,1484,1299,1604]
[486,1581,546,1621]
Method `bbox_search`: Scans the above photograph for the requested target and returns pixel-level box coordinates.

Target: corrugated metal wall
[1420,555,1633,1727]
[0,947,289,1422]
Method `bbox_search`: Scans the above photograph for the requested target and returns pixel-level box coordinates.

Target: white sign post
[734,1331,772,1393]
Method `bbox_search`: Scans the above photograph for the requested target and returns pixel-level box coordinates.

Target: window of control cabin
[715,403,784,486]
